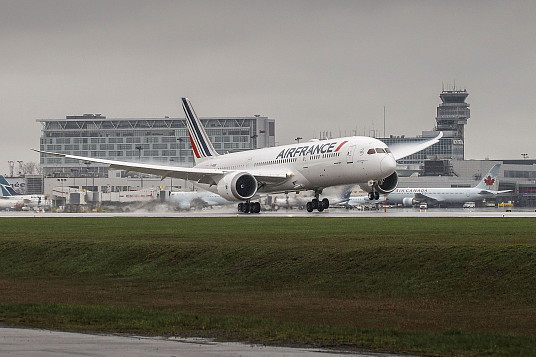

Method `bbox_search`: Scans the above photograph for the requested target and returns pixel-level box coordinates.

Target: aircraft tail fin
[476,164,501,189]
[0,175,18,196]
[0,175,10,187]
[181,98,219,165]
[1,184,10,197]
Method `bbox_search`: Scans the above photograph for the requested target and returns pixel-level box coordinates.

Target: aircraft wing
[386,132,443,160]
[34,150,289,184]
[478,189,513,195]
[414,192,444,203]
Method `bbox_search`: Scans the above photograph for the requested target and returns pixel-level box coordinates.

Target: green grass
[0,217,535,356]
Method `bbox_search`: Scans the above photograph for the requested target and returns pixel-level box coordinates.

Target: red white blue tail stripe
[181,98,219,162]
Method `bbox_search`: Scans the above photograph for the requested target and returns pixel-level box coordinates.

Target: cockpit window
[367,148,376,154]
[385,148,391,153]
[375,148,385,153]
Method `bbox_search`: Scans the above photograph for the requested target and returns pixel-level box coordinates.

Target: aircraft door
[346,145,356,164]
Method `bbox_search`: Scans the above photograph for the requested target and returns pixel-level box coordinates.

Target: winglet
[181,98,219,164]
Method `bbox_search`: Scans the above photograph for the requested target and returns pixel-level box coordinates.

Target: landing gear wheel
[237,203,243,212]
[317,205,324,212]
[312,199,319,209]
[321,198,330,209]
[368,192,375,200]
[374,192,380,200]
[306,202,314,212]
[251,202,261,213]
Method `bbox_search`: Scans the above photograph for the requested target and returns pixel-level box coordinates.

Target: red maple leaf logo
[484,176,495,186]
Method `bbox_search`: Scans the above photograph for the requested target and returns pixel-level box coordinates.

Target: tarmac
[1,206,535,218]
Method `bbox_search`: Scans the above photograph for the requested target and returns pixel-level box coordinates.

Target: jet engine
[374,171,398,194]
[359,171,398,198]
[216,172,258,201]
[402,197,415,207]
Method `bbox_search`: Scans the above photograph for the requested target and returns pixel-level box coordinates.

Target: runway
[0,327,407,357]
[2,207,535,218]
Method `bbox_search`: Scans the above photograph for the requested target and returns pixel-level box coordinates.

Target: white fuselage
[0,195,48,209]
[195,136,396,194]
[169,190,231,209]
[349,187,501,206]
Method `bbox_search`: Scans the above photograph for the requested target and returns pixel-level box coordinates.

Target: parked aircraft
[168,190,231,210]
[346,164,510,207]
[0,175,49,209]
[36,98,441,213]
[271,185,353,210]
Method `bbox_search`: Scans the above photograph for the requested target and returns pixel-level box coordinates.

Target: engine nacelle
[374,171,398,194]
[216,172,258,201]
[402,197,415,207]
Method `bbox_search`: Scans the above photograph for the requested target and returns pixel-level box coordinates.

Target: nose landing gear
[368,191,380,200]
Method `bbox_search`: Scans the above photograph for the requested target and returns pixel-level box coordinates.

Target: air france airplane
[37,98,442,213]
[346,164,511,207]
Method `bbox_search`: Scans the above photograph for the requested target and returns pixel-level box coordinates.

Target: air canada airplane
[37,98,442,213]
[346,164,511,207]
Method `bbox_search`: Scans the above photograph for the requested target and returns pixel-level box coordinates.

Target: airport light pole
[17,160,23,176]
[169,158,174,192]
[135,146,143,188]
[84,162,90,191]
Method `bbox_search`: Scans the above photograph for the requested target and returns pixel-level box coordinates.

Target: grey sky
[1,0,535,175]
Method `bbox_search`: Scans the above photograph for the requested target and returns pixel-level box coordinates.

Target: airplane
[36,98,442,213]
[168,190,232,210]
[271,185,353,210]
[0,175,49,209]
[346,164,511,207]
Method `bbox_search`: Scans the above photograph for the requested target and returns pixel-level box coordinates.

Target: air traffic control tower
[381,87,470,175]
[434,89,470,160]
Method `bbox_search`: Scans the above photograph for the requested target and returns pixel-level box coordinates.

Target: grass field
[0,217,535,356]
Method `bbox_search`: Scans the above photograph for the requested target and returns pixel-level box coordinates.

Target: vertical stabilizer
[0,176,17,196]
[181,98,219,165]
[1,184,10,197]
[476,164,501,189]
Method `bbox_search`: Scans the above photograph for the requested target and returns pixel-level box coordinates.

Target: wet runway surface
[2,207,536,218]
[0,327,405,357]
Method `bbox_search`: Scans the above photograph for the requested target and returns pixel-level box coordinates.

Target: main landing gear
[238,201,261,214]
[306,190,329,212]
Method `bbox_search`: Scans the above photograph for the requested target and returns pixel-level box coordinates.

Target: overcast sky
[1,0,535,175]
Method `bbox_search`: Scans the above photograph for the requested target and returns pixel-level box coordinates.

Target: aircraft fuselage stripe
[334,140,348,152]
[189,133,201,159]
[182,101,206,156]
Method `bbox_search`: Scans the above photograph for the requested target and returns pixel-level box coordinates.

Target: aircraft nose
[380,155,396,175]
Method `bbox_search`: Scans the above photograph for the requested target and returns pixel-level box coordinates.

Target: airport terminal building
[38,114,275,179]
